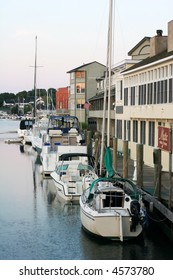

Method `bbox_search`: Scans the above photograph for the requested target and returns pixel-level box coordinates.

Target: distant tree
[11,105,18,115]
[0,88,57,111]
[24,104,32,114]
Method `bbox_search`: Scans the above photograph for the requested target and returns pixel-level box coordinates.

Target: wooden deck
[115,155,173,204]
[114,155,173,241]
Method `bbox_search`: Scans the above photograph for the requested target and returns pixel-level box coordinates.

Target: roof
[88,89,115,102]
[67,61,106,73]
[128,37,151,56]
[123,50,173,73]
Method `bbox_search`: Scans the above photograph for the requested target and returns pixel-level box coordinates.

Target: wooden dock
[114,154,173,242]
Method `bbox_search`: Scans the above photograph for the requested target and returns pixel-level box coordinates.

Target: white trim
[123,55,173,75]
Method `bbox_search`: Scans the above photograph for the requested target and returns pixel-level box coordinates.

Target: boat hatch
[102,191,124,208]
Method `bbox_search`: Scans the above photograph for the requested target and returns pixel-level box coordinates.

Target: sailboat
[79,0,146,241]
[31,36,50,150]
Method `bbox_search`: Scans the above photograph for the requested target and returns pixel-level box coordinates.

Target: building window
[140,121,146,144]
[76,83,85,93]
[124,120,126,140]
[75,71,85,78]
[138,85,146,105]
[157,81,161,104]
[169,78,173,103]
[169,64,173,76]
[133,120,138,143]
[130,87,135,105]
[124,88,128,106]
[153,82,157,104]
[120,80,123,100]
[148,121,155,146]
[116,120,122,139]
[162,80,167,103]
[147,83,153,104]
[76,99,85,109]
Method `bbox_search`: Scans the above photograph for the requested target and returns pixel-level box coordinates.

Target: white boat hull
[52,176,83,202]
[41,151,57,178]
[80,201,143,240]
[41,145,87,178]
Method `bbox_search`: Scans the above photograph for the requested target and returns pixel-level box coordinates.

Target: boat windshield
[77,163,94,172]
[48,116,79,129]
[56,164,68,174]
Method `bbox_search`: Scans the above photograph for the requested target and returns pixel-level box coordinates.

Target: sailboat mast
[34,36,37,118]
[107,0,113,146]
[99,0,113,175]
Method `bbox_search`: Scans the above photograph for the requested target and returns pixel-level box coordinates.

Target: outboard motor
[130,200,140,232]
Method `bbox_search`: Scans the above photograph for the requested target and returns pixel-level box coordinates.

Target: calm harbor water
[0,119,173,260]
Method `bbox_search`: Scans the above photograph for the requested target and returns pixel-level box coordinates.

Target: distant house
[67,61,106,123]
[56,87,69,114]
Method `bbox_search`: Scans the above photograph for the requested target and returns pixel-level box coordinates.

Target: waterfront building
[56,87,69,114]
[89,19,173,172]
[67,61,106,123]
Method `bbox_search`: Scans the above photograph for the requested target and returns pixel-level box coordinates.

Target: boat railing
[89,177,140,199]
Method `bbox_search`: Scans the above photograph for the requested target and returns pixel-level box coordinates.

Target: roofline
[112,59,140,69]
[128,36,151,55]
[123,53,173,75]
[67,61,106,73]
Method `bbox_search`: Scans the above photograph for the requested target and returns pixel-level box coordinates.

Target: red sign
[158,126,171,152]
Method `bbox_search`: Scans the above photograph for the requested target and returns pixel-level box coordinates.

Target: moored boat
[40,115,85,177]
[18,118,35,145]
[51,152,98,202]
[80,176,146,241]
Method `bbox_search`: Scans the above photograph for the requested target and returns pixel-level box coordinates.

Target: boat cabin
[47,115,80,134]
[94,187,125,210]
[19,118,35,130]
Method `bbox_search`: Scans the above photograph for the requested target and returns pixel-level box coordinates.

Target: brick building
[56,87,69,113]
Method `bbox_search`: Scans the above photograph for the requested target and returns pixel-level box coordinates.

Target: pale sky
[0,0,173,93]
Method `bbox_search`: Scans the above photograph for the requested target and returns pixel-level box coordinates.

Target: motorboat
[80,176,146,241]
[32,116,49,153]
[17,118,35,145]
[51,152,98,202]
[40,115,85,177]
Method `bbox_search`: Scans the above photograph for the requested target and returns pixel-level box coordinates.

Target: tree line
[0,88,56,114]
